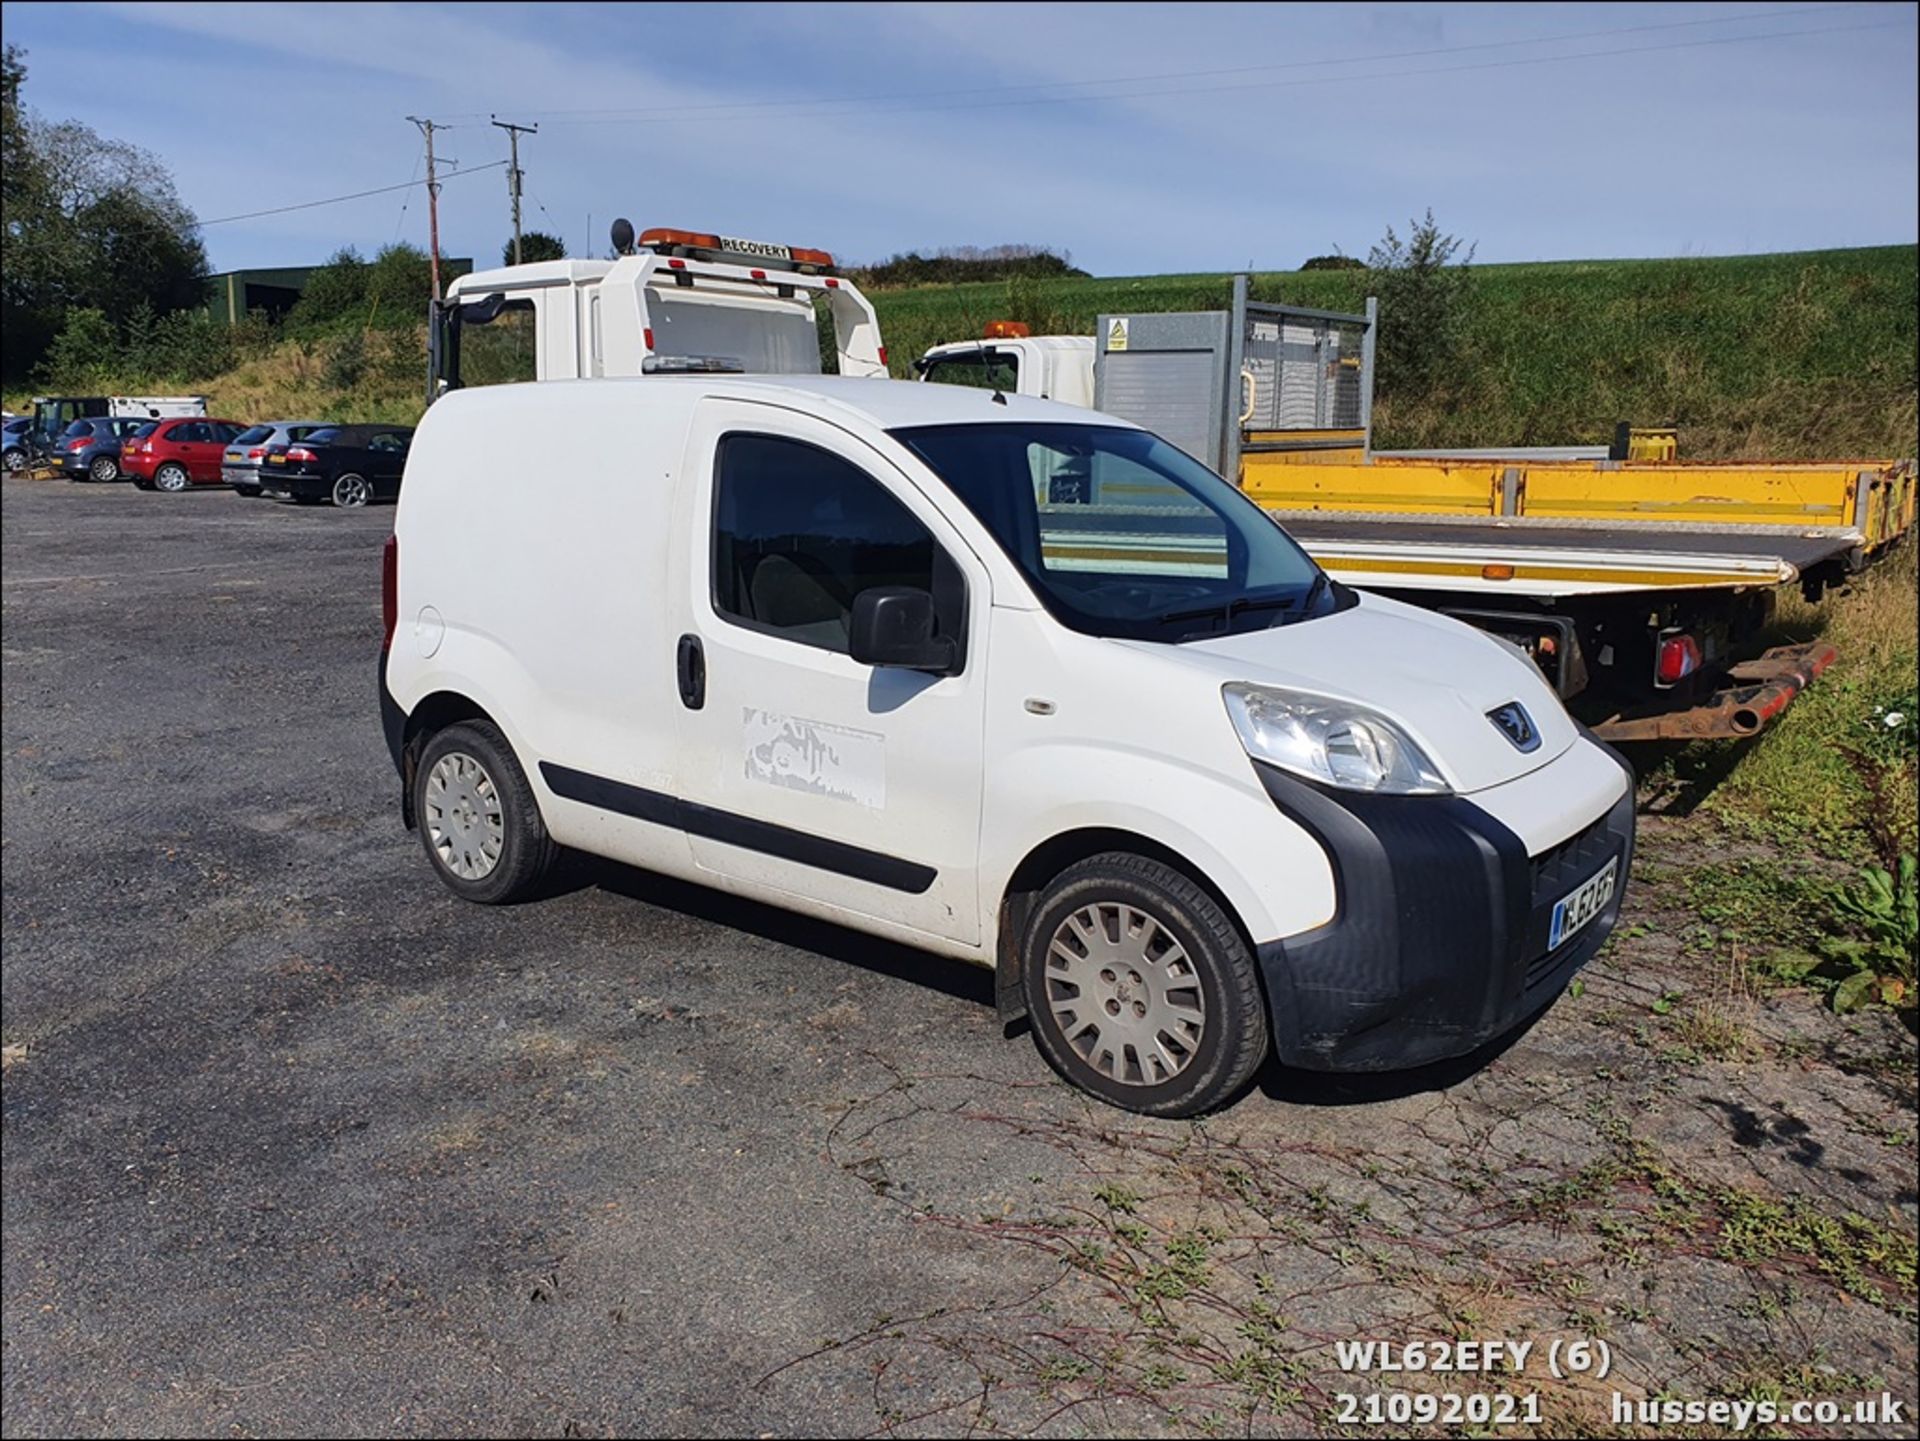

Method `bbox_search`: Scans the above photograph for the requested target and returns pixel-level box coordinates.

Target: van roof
[645,374,1128,431]
[422,375,1132,440]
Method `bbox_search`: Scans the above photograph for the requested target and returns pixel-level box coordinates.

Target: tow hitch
[1593,642,1838,742]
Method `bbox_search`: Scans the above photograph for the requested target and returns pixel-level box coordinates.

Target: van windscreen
[894,422,1330,642]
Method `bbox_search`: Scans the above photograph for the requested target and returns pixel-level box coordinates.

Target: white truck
[427,222,888,400]
[915,325,1096,406]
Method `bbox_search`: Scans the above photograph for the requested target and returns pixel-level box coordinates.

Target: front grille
[1529,815,1613,904]
[1520,814,1622,992]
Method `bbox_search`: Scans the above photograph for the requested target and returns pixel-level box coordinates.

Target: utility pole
[407,116,443,301]
[491,116,537,265]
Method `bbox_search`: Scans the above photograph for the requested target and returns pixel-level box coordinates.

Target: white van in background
[379,376,1633,1115]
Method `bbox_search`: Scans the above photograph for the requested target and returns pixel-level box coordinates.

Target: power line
[520,17,1906,129]
[441,2,1882,124]
[391,152,422,243]
[197,160,507,228]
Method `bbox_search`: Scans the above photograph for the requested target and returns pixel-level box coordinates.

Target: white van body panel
[1140,591,1579,796]
[975,607,1338,945]
[391,382,701,877]
[668,397,995,946]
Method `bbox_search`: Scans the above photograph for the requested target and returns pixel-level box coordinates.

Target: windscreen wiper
[1298,570,1329,616]
[1158,584,1319,630]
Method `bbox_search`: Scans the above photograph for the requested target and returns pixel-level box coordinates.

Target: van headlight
[1223,683,1451,795]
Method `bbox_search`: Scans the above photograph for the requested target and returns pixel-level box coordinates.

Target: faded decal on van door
[742,708,885,808]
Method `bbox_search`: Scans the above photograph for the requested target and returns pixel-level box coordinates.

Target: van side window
[712,434,947,656]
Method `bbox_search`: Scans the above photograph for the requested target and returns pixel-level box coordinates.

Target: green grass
[12,244,1914,461]
[1700,540,1918,862]
[867,244,1918,456]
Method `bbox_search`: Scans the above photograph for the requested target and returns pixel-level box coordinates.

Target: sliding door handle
[676,633,706,710]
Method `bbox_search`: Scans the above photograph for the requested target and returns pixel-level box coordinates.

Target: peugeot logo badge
[1488,701,1541,753]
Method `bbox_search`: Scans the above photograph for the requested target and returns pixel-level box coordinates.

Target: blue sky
[3,1,1915,275]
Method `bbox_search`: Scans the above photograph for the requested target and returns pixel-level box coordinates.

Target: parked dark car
[2,417,33,473]
[258,424,414,507]
[55,416,150,483]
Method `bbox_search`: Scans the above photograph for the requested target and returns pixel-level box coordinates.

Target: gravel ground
[3,475,1914,1438]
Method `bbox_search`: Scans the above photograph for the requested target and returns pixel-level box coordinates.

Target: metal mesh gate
[1239,302,1371,434]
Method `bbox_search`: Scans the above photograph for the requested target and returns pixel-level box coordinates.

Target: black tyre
[331,473,371,508]
[412,720,557,904]
[133,477,154,491]
[1021,853,1268,1117]
[88,454,119,482]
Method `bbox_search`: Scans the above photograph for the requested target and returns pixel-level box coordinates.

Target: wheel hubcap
[159,468,185,490]
[425,751,504,880]
[92,458,114,480]
[1045,901,1206,1086]
[336,477,368,507]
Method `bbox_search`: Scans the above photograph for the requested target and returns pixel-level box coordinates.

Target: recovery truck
[426,221,888,402]
[918,283,1915,742]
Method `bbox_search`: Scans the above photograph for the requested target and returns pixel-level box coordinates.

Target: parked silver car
[223,421,333,497]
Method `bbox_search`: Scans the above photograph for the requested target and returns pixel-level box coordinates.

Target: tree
[363,242,433,323]
[2,48,208,383]
[286,246,368,332]
[505,230,566,265]
[1366,210,1475,400]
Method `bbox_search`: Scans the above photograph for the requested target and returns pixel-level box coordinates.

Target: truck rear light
[382,534,398,650]
[643,327,654,350]
[877,346,888,366]
[1656,632,1704,687]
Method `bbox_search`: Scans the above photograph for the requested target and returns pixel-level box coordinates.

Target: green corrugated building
[200,259,475,325]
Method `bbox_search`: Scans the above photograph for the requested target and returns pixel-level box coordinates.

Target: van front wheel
[1021,853,1268,1117]
[413,720,557,904]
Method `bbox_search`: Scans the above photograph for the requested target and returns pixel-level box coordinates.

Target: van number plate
[1549,856,1617,950]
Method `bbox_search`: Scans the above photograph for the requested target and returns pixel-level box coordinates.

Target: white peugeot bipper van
[380,377,1634,1116]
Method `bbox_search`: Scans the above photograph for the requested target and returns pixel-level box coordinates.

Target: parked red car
[125,418,247,492]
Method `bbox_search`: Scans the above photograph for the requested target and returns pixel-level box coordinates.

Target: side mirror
[849,588,957,673]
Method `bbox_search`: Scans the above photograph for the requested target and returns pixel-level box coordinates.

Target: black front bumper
[1254,748,1635,1071]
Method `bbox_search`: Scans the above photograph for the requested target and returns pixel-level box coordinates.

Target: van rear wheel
[413,720,556,904]
[1021,853,1268,1117]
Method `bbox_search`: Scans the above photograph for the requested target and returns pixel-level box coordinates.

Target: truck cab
[428,224,888,400]
[915,323,1096,406]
